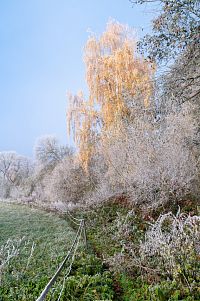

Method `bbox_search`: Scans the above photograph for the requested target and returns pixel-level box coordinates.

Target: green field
[0,202,77,300]
[0,202,115,301]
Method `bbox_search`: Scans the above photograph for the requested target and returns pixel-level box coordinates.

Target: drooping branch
[67,20,154,170]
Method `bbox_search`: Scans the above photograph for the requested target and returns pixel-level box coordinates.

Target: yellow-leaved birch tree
[67,20,154,170]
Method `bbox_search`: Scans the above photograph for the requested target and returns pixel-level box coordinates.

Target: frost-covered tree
[0,152,32,198]
[31,136,74,202]
[87,100,199,207]
[34,135,73,169]
[130,0,200,62]
[68,20,154,170]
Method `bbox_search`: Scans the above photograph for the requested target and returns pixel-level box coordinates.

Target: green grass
[2,200,198,300]
[0,202,75,245]
[0,202,115,301]
[0,202,77,300]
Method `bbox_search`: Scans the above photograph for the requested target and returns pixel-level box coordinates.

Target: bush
[139,211,200,290]
[110,209,200,298]
[43,157,91,207]
[91,101,199,208]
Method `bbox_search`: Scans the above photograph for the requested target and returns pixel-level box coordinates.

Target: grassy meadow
[0,202,115,301]
[0,202,76,300]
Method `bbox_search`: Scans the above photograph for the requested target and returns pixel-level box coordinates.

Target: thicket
[83,201,200,300]
[1,29,199,212]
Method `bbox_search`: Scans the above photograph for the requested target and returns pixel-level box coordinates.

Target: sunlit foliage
[67,20,154,170]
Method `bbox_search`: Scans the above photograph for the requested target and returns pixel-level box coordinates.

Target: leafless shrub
[139,210,200,289]
[0,237,24,280]
[98,101,199,207]
[107,208,200,293]
[0,237,36,284]
[43,156,91,206]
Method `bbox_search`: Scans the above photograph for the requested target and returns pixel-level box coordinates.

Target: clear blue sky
[0,0,158,157]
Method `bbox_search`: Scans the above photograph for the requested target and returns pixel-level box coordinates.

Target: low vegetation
[0,202,74,300]
[82,200,200,300]
[0,203,115,300]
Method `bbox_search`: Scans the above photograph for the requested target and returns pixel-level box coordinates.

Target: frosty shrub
[101,101,199,207]
[43,156,91,206]
[26,136,74,202]
[0,237,26,281]
[107,208,199,294]
[139,210,200,290]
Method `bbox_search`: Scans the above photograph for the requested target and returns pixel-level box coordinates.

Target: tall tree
[0,152,32,198]
[34,135,73,169]
[68,20,154,170]
[130,0,200,62]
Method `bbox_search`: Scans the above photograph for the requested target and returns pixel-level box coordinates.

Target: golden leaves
[67,20,155,170]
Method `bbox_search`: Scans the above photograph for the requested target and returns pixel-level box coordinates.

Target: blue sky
[0,0,158,157]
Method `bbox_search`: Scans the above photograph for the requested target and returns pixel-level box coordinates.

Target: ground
[0,202,76,300]
[0,202,114,301]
